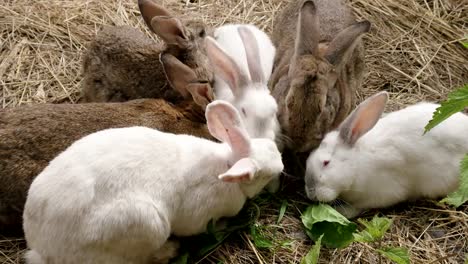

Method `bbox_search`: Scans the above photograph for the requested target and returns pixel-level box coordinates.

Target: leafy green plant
[462,41,468,49]
[354,215,410,264]
[424,84,468,133]
[376,247,410,264]
[170,201,260,264]
[440,155,468,207]
[301,235,323,264]
[277,200,288,224]
[250,224,274,249]
[353,216,392,243]
[301,204,357,248]
[301,205,411,263]
[425,84,468,207]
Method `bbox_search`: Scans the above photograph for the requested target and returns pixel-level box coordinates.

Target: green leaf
[353,215,392,243]
[250,225,274,249]
[376,247,410,264]
[174,201,259,262]
[464,253,468,264]
[301,235,323,264]
[462,41,468,49]
[277,200,288,224]
[301,204,357,248]
[425,84,468,133]
[440,154,468,207]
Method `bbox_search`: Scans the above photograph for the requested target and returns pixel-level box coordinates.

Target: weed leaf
[277,200,288,224]
[376,247,410,264]
[250,225,274,249]
[301,235,323,264]
[440,154,468,207]
[354,216,392,243]
[301,204,357,248]
[424,84,468,133]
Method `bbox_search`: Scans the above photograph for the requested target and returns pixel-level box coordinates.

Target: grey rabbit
[81,0,214,103]
[271,0,370,155]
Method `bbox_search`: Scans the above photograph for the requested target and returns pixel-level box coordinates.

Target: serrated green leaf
[277,200,288,224]
[250,225,274,249]
[440,154,468,207]
[353,215,392,243]
[301,204,357,248]
[425,84,468,133]
[376,247,410,264]
[301,235,323,264]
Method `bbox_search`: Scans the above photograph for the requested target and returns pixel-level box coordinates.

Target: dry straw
[1,0,467,263]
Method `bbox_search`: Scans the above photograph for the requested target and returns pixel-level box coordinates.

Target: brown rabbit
[0,75,213,235]
[81,0,213,103]
[271,0,371,155]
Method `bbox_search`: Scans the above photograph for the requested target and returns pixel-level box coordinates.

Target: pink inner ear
[220,174,251,183]
[218,158,257,183]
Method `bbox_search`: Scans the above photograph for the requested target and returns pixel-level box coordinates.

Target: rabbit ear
[186,83,214,109]
[325,21,371,65]
[138,0,189,47]
[205,37,249,97]
[206,100,251,159]
[294,0,320,57]
[160,53,213,108]
[138,0,171,29]
[237,26,265,84]
[339,91,388,146]
[151,17,189,48]
[219,158,258,183]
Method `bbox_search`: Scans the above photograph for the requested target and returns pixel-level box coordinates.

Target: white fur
[306,100,468,218]
[23,100,283,264]
[212,24,279,141]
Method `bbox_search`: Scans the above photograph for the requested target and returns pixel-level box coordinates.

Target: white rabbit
[22,100,283,264]
[207,26,281,193]
[209,24,279,142]
[305,91,468,218]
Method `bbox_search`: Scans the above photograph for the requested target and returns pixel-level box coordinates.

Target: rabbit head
[205,27,279,142]
[206,100,283,197]
[160,52,214,109]
[139,0,214,89]
[305,92,388,202]
[81,0,214,103]
[271,0,371,153]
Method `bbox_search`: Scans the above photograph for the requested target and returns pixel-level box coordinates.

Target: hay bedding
[0,0,467,263]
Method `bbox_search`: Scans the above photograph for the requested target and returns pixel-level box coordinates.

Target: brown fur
[0,99,212,234]
[81,0,214,103]
[271,0,370,154]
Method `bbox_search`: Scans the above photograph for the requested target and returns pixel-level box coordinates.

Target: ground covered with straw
[1,0,467,263]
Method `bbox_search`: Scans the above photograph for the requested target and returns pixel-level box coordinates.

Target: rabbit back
[0,99,210,234]
[23,126,244,263]
[81,26,172,103]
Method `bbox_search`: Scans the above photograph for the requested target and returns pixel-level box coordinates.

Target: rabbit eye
[241,108,247,116]
[323,160,330,167]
